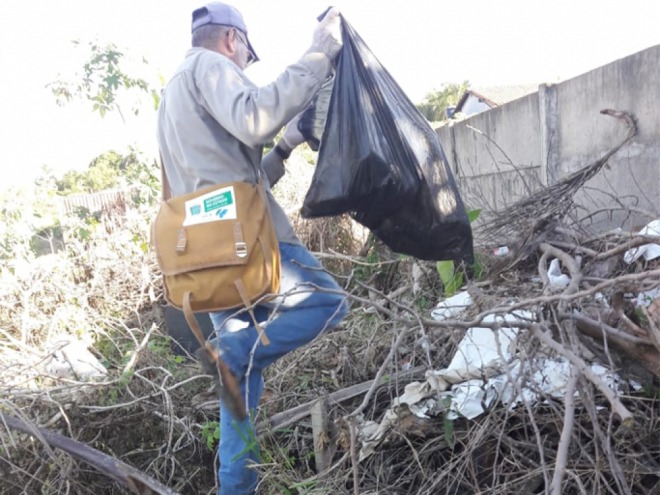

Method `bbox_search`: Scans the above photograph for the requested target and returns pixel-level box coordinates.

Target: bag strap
[234,280,271,346]
[182,291,218,356]
[183,290,270,349]
[159,153,172,201]
[181,293,235,401]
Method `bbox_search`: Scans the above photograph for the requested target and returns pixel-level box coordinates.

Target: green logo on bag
[204,191,233,212]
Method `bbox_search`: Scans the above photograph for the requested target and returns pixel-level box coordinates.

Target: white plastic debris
[429,311,531,420]
[431,290,473,321]
[594,292,609,306]
[359,310,531,458]
[636,287,660,308]
[450,374,511,420]
[547,258,570,290]
[396,381,435,409]
[358,307,640,460]
[492,246,510,256]
[358,409,400,460]
[446,313,526,371]
[624,219,660,264]
[44,339,108,380]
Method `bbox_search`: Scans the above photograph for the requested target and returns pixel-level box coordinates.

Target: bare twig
[641,305,660,352]
[122,323,158,376]
[550,366,578,495]
[592,235,660,261]
[562,312,652,346]
[349,418,359,495]
[529,324,633,425]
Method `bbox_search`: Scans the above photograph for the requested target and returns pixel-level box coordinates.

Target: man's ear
[224,28,238,56]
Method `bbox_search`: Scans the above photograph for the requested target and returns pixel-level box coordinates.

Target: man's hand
[261,148,285,187]
[281,112,305,150]
[262,112,306,187]
[311,7,342,61]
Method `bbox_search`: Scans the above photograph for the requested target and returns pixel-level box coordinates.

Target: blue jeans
[209,242,348,495]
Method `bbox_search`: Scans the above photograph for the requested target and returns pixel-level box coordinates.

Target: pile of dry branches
[249,221,659,495]
[0,116,658,494]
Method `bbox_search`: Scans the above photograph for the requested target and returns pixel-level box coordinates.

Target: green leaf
[437,260,460,295]
[437,260,454,285]
[467,208,481,223]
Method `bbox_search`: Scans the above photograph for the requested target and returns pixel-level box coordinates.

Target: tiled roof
[456,84,540,110]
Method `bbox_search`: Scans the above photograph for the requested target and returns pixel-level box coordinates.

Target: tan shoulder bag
[152,161,280,348]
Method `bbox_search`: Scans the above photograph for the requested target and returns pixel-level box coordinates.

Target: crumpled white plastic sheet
[624,219,660,264]
[358,294,640,461]
[45,338,108,380]
[359,306,532,460]
[430,290,472,321]
[397,310,533,424]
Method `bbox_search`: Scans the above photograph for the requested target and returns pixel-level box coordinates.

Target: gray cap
[191,2,259,63]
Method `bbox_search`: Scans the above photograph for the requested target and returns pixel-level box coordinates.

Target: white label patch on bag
[182,186,237,226]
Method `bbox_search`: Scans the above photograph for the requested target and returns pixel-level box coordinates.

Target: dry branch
[529,324,634,425]
[550,367,578,495]
[0,412,179,495]
[256,365,425,434]
[482,109,637,273]
[642,304,660,352]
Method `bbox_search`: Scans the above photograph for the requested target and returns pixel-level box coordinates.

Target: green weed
[436,208,482,296]
[201,421,220,450]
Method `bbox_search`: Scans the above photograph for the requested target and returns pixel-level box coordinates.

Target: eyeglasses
[233,29,256,67]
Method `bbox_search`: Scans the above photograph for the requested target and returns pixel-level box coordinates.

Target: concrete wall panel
[437,44,660,231]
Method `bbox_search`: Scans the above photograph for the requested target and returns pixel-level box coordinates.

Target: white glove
[310,7,342,61]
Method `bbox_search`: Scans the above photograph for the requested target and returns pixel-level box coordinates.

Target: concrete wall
[440,92,544,213]
[437,45,660,232]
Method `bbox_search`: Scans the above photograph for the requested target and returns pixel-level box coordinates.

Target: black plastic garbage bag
[300,15,473,263]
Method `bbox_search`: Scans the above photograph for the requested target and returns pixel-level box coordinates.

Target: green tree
[56,148,159,201]
[416,81,470,122]
[47,40,161,119]
[46,40,161,199]
[57,157,117,194]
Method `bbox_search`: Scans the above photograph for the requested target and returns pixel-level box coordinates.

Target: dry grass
[0,148,658,495]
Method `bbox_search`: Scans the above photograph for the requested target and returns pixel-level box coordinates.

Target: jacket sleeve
[196,51,332,148]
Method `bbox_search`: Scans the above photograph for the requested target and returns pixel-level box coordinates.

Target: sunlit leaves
[47,39,161,120]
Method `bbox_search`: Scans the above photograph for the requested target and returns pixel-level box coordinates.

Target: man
[156,3,348,494]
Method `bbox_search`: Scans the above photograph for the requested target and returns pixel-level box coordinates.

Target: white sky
[1,0,658,190]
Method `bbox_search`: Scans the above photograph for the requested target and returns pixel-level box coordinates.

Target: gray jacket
[157,47,332,245]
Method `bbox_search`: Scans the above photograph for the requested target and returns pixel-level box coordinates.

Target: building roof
[455,84,540,111]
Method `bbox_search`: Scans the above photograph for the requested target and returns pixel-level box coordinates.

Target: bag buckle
[176,228,187,253]
[235,241,248,258]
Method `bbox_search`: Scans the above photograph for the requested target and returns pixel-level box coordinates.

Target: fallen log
[256,365,425,435]
[0,413,179,495]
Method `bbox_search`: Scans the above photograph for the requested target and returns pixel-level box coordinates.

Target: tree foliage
[55,147,159,203]
[45,40,161,199]
[416,81,470,122]
[47,40,161,120]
